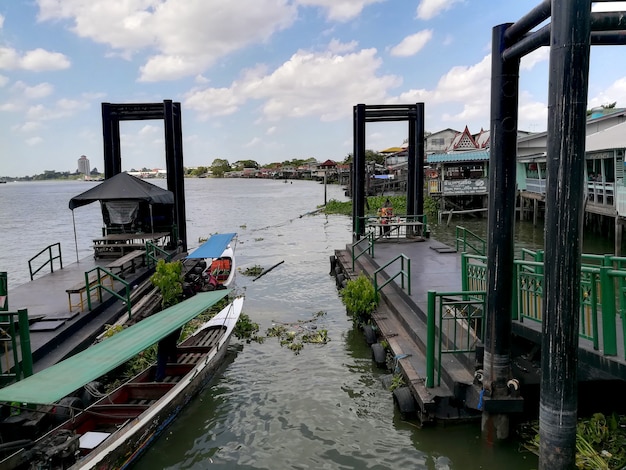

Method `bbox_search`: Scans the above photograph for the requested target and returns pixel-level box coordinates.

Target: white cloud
[390,30,433,57]
[244,137,261,147]
[12,81,54,99]
[520,47,549,71]
[592,1,623,11]
[185,46,401,122]
[25,136,43,146]
[36,0,297,82]
[416,0,463,20]
[266,126,277,135]
[327,39,358,54]
[0,46,70,71]
[184,87,246,118]
[0,14,4,29]
[12,121,42,132]
[296,0,386,21]
[25,99,89,121]
[589,77,626,108]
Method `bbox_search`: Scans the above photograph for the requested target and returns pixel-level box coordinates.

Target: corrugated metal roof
[586,121,626,152]
[427,150,490,164]
[0,289,231,405]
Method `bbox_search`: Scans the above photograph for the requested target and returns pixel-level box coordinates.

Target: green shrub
[340,273,378,323]
[150,259,183,308]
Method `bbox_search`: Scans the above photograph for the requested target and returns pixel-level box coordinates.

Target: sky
[2,1,626,177]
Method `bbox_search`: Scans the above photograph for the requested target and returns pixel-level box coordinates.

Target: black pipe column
[539,2,591,468]
[482,23,520,441]
[164,100,187,251]
[353,104,366,238]
[406,114,416,218]
[405,104,425,226]
[101,103,122,178]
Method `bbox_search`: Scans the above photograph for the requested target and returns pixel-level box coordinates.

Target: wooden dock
[4,256,157,373]
[334,236,626,423]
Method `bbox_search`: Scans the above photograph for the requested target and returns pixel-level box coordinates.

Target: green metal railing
[351,233,375,271]
[146,241,173,268]
[426,290,486,387]
[0,309,33,385]
[455,226,486,256]
[373,254,411,301]
[85,267,132,317]
[363,214,429,241]
[28,243,63,280]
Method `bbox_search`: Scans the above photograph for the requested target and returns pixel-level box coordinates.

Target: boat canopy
[0,290,231,405]
[187,233,236,259]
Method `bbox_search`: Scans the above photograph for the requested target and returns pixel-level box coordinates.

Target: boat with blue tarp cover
[0,293,243,470]
[185,232,237,289]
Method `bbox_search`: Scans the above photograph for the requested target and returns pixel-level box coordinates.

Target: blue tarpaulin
[186,233,236,259]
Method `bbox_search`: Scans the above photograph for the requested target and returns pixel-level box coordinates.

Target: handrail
[146,241,172,267]
[459,251,626,360]
[0,309,33,385]
[455,226,486,255]
[363,213,429,241]
[85,267,132,317]
[426,290,486,387]
[351,233,375,271]
[373,254,411,301]
[28,243,63,280]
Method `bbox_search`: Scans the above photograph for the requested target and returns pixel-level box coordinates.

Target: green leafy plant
[340,273,378,324]
[389,373,405,391]
[150,259,183,308]
[265,312,330,354]
[240,265,263,277]
[234,312,262,342]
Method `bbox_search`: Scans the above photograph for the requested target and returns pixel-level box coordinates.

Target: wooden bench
[66,274,113,312]
[105,250,146,278]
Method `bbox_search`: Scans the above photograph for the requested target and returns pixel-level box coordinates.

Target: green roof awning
[0,290,231,405]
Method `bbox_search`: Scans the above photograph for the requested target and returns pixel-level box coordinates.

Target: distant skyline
[2,1,626,177]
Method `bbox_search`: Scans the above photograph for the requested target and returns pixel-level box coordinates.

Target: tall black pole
[172,102,187,251]
[353,104,366,238]
[406,115,416,217]
[164,100,187,251]
[483,22,520,440]
[416,103,425,217]
[539,1,590,468]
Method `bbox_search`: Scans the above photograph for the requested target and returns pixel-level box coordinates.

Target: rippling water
[0,179,540,469]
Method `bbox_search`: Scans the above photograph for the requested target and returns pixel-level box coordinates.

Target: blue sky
[1,1,626,177]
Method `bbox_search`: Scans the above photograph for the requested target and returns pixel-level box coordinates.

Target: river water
[4,178,607,469]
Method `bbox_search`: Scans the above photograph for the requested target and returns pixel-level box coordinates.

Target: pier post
[482,22,520,441]
[406,104,425,223]
[353,104,366,238]
[540,2,591,468]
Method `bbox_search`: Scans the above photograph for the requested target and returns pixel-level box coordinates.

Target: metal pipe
[482,21,520,441]
[353,104,366,237]
[539,0,591,467]
[504,0,551,42]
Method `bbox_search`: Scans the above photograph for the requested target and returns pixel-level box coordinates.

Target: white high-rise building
[77,155,90,175]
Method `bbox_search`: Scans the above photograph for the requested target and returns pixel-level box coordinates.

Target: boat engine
[26,429,79,469]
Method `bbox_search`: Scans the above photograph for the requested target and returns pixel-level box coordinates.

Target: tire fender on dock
[392,386,417,419]
[371,342,387,368]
